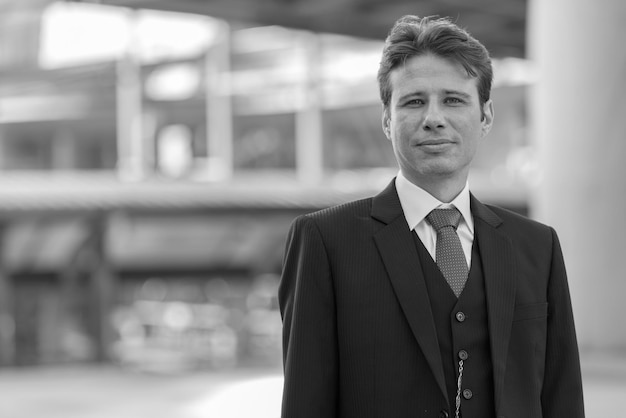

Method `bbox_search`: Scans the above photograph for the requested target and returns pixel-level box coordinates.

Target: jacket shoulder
[288,197,378,242]
[485,204,556,240]
[302,197,373,223]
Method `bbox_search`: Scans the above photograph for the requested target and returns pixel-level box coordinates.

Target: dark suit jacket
[279,180,584,418]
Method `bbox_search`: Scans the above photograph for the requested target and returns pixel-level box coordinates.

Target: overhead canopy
[71,0,527,57]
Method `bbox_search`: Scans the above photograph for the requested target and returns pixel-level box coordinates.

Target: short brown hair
[377,15,493,108]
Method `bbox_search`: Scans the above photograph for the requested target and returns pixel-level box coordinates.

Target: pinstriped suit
[279,180,584,418]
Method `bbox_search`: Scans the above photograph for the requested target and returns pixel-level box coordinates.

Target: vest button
[455,311,466,322]
[463,388,473,399]
[458,350,469,360]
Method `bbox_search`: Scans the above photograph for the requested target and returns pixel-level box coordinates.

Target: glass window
[322,105,396,170]
[232,113,296,170]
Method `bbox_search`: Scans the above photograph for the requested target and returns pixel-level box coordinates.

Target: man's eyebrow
[397,91,426,101]
[444,90,472,99]
[397,90,473,101]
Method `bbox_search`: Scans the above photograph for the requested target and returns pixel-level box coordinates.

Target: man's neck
[403,173,468,203]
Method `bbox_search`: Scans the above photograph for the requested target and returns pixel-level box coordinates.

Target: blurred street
[0,355,624,418]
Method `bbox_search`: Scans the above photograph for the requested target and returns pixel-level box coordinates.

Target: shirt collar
[395,171,474,233]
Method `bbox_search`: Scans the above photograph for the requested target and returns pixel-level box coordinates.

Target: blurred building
[0,0,533,369]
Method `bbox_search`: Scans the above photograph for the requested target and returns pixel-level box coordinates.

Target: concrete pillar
[295,32,324,185]
[528,0,626,353]
[116,11,145,181]
[88,214,116,363]
[205,22,234,181]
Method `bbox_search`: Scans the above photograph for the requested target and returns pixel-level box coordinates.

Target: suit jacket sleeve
[541,227,585,417]
[278,215,338,418]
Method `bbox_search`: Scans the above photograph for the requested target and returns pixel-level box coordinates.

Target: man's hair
[377,15,493,108]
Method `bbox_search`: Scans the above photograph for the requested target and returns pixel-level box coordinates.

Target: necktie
[426,208,468,297]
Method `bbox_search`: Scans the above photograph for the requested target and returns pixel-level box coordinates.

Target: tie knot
[426,208,462,231]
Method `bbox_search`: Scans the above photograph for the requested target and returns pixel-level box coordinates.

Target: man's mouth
[418,139,453,146]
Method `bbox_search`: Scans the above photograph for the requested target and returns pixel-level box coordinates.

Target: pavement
[0,365,283,418]
[0,353,624,418]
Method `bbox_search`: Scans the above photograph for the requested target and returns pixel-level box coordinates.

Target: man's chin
[410,162,470,183]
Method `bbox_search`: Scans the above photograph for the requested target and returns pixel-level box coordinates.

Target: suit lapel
[372,181,448,404]
[471,196,517,413]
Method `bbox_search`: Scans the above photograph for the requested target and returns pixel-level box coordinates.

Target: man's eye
[445,97,464,104]
[405,99,424,105]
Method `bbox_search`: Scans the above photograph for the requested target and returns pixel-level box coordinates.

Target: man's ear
[481,99,494,137]
[382,107,391,139]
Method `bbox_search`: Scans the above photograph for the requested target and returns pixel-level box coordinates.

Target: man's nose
[422,103,445,130]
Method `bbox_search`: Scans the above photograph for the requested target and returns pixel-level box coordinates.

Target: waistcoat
[412,233,496,418]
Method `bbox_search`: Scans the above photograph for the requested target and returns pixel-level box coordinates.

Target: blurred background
[0,0,624,417]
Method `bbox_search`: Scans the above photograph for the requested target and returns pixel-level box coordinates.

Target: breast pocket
[512,302,548,322]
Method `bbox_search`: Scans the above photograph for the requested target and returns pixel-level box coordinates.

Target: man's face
[383,53,493,188]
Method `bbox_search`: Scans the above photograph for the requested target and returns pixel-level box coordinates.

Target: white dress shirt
[395,172,474,267]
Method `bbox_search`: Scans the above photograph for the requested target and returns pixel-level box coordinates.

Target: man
[279,15,584,418]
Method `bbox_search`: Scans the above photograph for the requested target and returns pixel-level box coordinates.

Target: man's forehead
[389,54,479,95]
[392,54,473,79]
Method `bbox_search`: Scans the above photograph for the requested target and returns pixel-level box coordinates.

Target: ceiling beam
[69,0,526,56]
